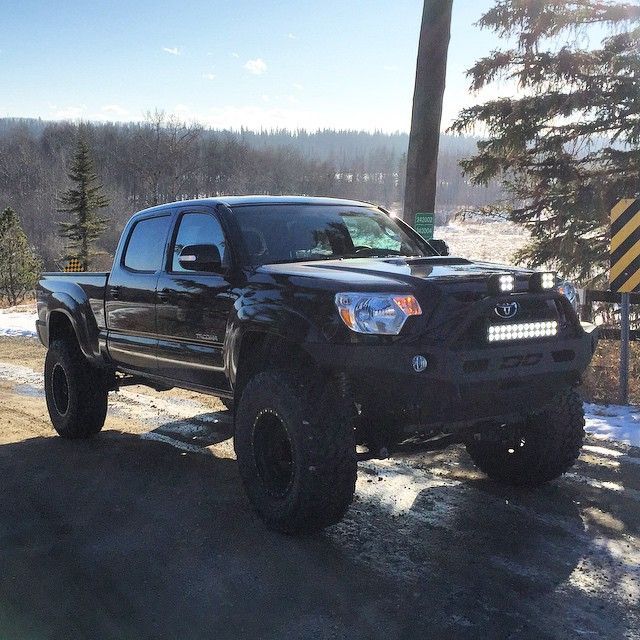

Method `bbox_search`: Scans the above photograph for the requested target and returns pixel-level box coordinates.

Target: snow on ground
[585,403,640,448]
[438,219,530,264]
[0,306,38,337]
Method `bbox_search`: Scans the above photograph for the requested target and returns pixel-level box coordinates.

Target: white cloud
[50,104,86,119]
[42,95,411,132]
[162,46,181,56]
[101,104,129,118]
[48,103,134,122]
[293,83,304,91]
[287,33,298,40]
[244,58,267,75]
[231,52,239,58]
[202,72,216,81]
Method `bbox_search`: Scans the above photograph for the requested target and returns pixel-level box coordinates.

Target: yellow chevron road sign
[610,198,640,293]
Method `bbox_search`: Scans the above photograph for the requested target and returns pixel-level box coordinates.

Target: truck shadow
[0,432,636,639]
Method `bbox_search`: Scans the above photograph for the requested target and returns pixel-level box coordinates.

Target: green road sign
[414,212,435,240]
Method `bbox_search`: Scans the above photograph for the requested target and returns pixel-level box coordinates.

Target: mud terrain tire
[45,339,108,438]
[234,370,357,534]
[465,388,584,486]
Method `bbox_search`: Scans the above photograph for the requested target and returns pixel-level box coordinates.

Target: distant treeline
[0,116,502,268]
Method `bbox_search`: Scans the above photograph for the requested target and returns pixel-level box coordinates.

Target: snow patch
[0,307,38,337]
[585,403,640,448]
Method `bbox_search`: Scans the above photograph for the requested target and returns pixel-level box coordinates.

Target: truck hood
[258,256,532,290]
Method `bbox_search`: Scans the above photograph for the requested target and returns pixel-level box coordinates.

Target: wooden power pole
[403,0,453,224]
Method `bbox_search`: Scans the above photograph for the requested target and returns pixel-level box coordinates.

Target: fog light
[412,355,428,372]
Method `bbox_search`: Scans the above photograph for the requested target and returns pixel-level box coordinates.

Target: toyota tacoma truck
[36,196,598,533]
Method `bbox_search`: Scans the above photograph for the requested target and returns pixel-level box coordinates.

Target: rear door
[105,213,172,374]
[155,207,235,390]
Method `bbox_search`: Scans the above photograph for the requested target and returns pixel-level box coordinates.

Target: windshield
[232,204,436,266]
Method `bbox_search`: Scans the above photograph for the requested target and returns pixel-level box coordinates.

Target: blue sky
[1,0,498,132]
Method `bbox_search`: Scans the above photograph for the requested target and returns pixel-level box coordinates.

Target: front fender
[224,301,324,388]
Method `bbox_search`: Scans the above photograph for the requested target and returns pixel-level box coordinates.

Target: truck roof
[135,195,374,217]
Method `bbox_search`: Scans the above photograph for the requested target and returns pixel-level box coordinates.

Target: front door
[155,209,235,390]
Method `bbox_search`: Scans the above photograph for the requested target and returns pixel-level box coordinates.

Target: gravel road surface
[0,337,638,639]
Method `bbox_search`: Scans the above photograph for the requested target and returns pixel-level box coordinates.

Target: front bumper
[306,323,598,432]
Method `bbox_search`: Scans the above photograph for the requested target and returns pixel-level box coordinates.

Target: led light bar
[487,320,558,342]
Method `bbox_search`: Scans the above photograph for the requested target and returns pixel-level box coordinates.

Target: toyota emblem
[494,301,519,319]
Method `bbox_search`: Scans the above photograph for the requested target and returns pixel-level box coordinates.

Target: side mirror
[429,239,450,256]
[178,244,222,272]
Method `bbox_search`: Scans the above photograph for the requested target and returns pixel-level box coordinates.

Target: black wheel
[465,388,585,486]
[44,339,108,439]
[234,370,357,534]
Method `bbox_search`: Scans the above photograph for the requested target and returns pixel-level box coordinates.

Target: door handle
[158,291,170,304]
[109,287,120,300]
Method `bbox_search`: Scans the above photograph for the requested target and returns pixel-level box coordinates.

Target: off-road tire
[45,339,108,439]
[234,369,357,534]
[465,388,584,486]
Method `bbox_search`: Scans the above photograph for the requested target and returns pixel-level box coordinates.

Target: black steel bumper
[305,323,598,432]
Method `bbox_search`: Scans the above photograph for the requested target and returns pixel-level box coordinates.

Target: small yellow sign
[64,258,84,273]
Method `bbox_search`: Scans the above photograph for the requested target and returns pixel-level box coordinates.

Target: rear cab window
[123,216,172,272]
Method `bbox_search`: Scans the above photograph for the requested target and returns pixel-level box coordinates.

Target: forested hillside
[0,116,502,268]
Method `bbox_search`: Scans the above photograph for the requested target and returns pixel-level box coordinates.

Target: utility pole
[403,0,454,224]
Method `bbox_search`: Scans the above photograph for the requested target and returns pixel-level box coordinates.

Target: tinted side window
[172,212,228,272]
[123,216,171,272]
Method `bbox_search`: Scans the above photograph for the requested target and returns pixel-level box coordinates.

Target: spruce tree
[450,0,640,284]
[0,207,42,306]
[58,134,109,270]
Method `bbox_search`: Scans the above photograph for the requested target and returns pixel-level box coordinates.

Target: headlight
[335,292,422,335]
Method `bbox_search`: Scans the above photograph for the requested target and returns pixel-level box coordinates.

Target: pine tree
[58,133,109,270]
[450,0,640,284]
[0,207,42,306]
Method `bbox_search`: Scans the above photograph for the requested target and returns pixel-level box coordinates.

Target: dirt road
[0,337,638,639]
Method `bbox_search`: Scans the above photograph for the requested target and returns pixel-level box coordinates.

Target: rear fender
[45,291,102,363]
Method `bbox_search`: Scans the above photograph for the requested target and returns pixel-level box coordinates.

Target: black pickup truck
[37,196,598,533]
